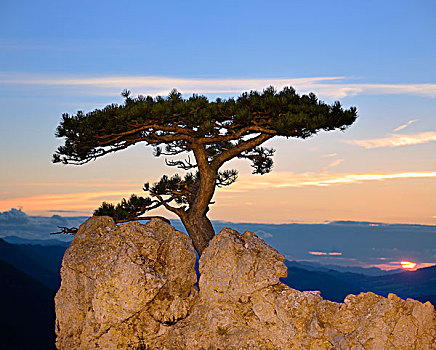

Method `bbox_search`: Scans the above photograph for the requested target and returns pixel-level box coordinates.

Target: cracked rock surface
[55,216,197,349]
[55,217,436,349]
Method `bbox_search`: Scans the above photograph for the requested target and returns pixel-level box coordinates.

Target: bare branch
[210,132,275,170]
[165,155,197,170]
[51,226,79,235]
[196,125,276,144]
[94,123,192,143]
[154,145,185,156]
[216,169,238,187]
[153,193,185,216]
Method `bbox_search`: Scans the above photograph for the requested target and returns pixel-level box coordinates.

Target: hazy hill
[204,220,436,268]
[282,261,436,305]
[2,209,434,269]
[0,238,65,290]
[2,235,71,246]
[286,260,402,276]
[366,265,436,303]
[280,264,363,302]
[0,258,56,350]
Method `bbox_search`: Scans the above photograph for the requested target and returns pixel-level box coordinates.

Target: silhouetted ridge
[0,258,56,350]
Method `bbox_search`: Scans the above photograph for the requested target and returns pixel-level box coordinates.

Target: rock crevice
[55,217,436,349]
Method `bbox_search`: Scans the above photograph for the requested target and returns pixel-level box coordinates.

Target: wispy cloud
[2,171,435,215]
[1,74,436,99]
[0,181,141,188]
[308,251,342,256]
[0,189,139,214]
[0,208,86,240]
[348,132,436,149]
[320,159,344,173]
[393,119,418,132]
[222,170,436,192]
[0,74,345,98]
[321,153,337,158]
[341,84,436,98]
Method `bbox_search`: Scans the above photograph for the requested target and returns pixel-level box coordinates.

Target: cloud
[308,251,342,256]
[0,189,139,214]
[222,170,436,192]
[348,132,436,149]
[0,208,29,224]
[393,119,418,132]
[0,208,87,241]
[1,73,436,99]
[321,153,337,158]
[1,181,140,189]
[320,159,344,173]
[2,171,435,214]
[255,230,273,238]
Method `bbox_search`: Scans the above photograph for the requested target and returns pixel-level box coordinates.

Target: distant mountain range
[1,236,434,302]
[2,208,435,269]
[282,260,436,305]
[175,219,436,269]
[2,235,71,246]
[0,259,56,350]
[0,236,435,349]
[286,260,403,276]
[0,238,65,290]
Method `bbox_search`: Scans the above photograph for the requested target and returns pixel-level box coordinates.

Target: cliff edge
[55,217,436,349]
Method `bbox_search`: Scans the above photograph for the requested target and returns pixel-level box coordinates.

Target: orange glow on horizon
[1,170,435,224]
[371,262,434,271]
[401,261,417,270]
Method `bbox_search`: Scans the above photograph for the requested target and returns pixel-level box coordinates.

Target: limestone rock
[55,219,436,350]
[55,216,197,349]
[198,228,287,302]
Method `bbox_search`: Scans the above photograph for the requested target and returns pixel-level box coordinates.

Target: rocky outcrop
[55,217,436,349]
[55,216,197,349]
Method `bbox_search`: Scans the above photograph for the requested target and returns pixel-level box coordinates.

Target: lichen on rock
[55,216,197,349]
[55,217,436,350]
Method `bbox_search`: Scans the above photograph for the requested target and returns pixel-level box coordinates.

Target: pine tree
[53,87,357,255]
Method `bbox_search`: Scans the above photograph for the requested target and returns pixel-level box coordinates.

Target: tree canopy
[54,86,357,255]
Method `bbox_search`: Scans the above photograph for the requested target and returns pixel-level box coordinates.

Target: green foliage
[93,195,153,221]
[54,86,357,249]
[216,169,238,187]
[53,86,357,167]
[239,146,275,175]
[145,171,200,204]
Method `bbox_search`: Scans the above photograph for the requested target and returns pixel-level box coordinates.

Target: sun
[400,261,417,270]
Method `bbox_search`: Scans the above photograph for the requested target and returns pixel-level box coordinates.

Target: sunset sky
[0,0,435,225]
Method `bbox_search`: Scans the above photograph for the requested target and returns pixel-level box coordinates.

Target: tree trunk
[181,142,218,255]
[180,210,215,256]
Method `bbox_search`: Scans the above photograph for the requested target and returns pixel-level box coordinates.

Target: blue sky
[0,0,435,225]
[1,0,435,80]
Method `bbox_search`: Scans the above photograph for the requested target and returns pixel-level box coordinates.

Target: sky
[0,0,435,226]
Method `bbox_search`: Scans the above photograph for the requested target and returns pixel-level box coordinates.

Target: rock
[198,228,287,302]
[55,216,197,349]
[55,219,436,350]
